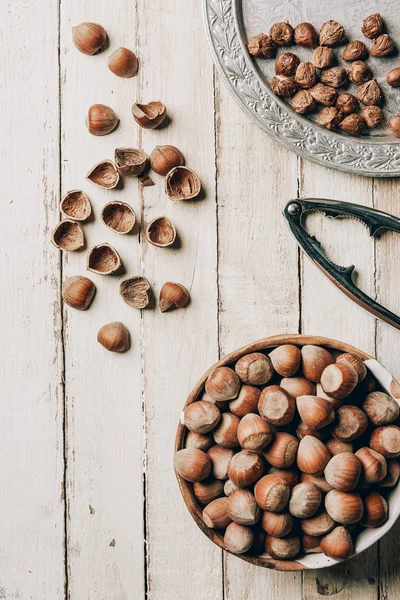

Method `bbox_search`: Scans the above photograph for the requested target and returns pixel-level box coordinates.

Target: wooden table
[2,0,400,598]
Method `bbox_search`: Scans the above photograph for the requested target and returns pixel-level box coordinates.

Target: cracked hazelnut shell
[51,219,84,252]
[62,275,96,310]
[132,101,167,129]
[108,47,138,78]
[86,160,120,189]
[60,190,91,221]
[114,148,147,177]
[165,166,201,201]
[97,321,130,353]
[87,243,121,275]
[120,276,151,309]
[101,201,136,234]
[146,216,176,248]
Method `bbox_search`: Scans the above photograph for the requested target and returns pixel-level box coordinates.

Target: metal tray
[204,0,400,177]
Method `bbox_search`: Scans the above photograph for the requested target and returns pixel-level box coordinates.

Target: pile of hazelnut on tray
[247,14,400,137]
[174,345,400,561]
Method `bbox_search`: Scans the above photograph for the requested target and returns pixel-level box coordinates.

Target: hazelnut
[301,345,334,382]
[389,115,400,138]
[97,322,130,353]
[296,395,335,430]
[265,535,300,560]
[355,447,387,484]
[62,275,96,310]
[289,482,321,518]
[370,34,395,57]
[228,450,264,487]
[270,22,293,45]
[317,107,343,130]
[213,413,240,448]
[261,511,293,537]
[325,490,363,524]
[280,376,315,397]
[183,401,221,434]
[269,344,301,377]
[294,22,318,48]
[335,93,359,115]
[207,446,234,480]
[149,145,184,176]
[72,22,107,55]
[267,467,298,488]
[202,497,232,529]
[320,66,348,88]
[275,52,300,76]
[229,385,260,417]
[326,438,354,456]
[370,425,400,458]
[270,75,298,97]
[263,432,299,468]
[301,472,333,493]
[324,453,361,491]
[224,479,239,496]
[362,391,400,426]
[300,510,335,536]
[205,367,241,402]
[174,448,212,482]
[319,21,346,46]
[296,421,328,441]
[332,405,368,441]
[338,114,367,135]
[258,385,296,426]
[294,62,317,89]
[224,522,254,554]
[254,474,290,512]
[108,47,138,78]
[321,362,358,399]
[361,492,388,527]
[159,282,190,312]
[193,479,225,505]
[86,104,119,136]
[379,459,400,487]
[342,40,368,61]
[312,46,334,69]
[226,489,261,525]
[237,413,273,451]
[336,353,367,381]
[386,68,400,88]
[132,101,167,129]
[357,80,382,106]
[297,436,331,474]
[320,526,353,560]
[247,33,276,58]
[235,352,273,385]
[348,60,372,84]
[185,431,214,452]
[361,14,383,39]
[302,534,322,553]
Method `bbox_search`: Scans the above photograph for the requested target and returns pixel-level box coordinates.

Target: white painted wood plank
[300,163,378,600]
[59,1,145,597]
[137,2,222,598]
[0,1,65,598]
[216,77,302,599]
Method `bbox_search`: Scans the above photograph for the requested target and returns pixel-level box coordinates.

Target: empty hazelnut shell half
[150,145,185,176]
[159,282,190,312]
[86,104,119,136]
[72,22,107,55]
[60,190,92,221]
[97,321,130,353]
[101,201,136,234]
[62,275,96,310]
[108,47,138,78]
[51,220,84,251]
[132,101,167,129]
[120,276,151,309]
[146,216,176,247]
[87,243,121,275]
[114,148,147,177]
[86,160,120,189]
[165,166,201,201]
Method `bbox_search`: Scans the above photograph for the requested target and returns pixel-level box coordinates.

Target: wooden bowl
[175,334,400,571]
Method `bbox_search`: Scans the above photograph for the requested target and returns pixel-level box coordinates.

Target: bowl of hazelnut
[174,334,400,570]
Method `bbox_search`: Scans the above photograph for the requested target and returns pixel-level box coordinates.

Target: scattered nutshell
[320,66,347,89]
[319,20,345,47]
[87,243,121,275]
[387,68,400,88]
[357,80,382,106]
[62,275,96,310]
[165,166,201,200]
[60,190,91,221]
[86,160,120,189]
[342,40,368,61]
[312,46,334,69]
[247,33,276,58]
[309,83,337,106]
[348,60,372,85]
[132,101,167,129]
[317,107,343,130]
[270,75,298,97]
[294,62,317,89]
[269,22,293,46]
[275,52,300,76]
[101,201,136,234]
[97,321,130,353]
[294,22,318,48]
[51,220,84,251]
[120,276,151,309]
[370,34,395,57]
[361,14,383,39]
[72,22,107,55]
[138,173,155,187]
[86,104,119,136]
[108,47,138,78]
[150,145,185,176]
[362,106,384,129]
[335,93,359,115]
[159,282,190,312]
[114,148,147,177]
[146,216,176,247]
[338,113,366,136]
[389,115,400,137]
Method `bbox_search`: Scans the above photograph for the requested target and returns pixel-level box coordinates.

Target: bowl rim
[175,333,400,571]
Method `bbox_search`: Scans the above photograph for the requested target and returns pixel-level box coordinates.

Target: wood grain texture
[0,1,65,598]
